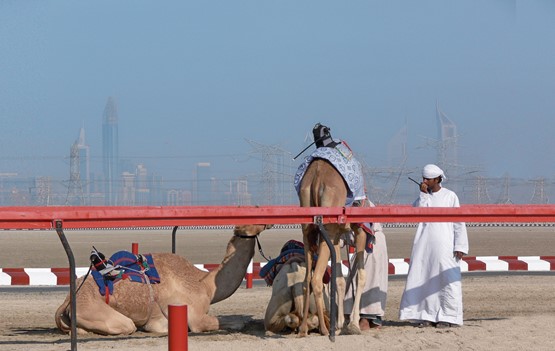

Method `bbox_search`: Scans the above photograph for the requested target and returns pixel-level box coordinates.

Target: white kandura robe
[343,200,388,318]
[343,222,388,317]
[399,187,469,325]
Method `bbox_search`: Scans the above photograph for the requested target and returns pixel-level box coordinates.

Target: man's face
[423,177,440,188]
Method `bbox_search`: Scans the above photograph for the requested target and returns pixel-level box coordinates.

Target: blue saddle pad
[91,251,160,296]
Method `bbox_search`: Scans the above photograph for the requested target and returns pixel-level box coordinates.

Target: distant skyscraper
[233,179,251,206]
[121,171,135,206]
[76,125,90,198]
[387,120,408,167]
[436,100,458,170]
[135,163,150,205]
[66,140,84,205]
[194,162,211,205]
[102,97,119,205]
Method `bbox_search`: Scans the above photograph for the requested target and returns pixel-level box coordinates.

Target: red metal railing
[1,204,555,229]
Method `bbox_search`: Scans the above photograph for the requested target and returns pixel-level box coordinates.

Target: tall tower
[387,120,408,168]
[436,100,458,171]
[496,173,513,204]
[246,139,293,205]
[76,125,90,199]
[135,164,150,205]
[194,162,212,205]
[36,176,52,206]
[471,176,492,204]
[65,141,84,205]
[530,178,549,204]
[102,97,119,205]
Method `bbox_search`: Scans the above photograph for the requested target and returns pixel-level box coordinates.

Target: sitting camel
[264,259,330,333]
[55,224,272,335]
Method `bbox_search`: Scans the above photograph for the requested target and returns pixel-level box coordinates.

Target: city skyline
[0,96,553,206]
[1,1,555,205]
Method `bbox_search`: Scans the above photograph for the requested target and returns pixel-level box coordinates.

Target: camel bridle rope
[233,226,272,262]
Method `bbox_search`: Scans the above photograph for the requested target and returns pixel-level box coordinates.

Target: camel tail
[54,296,72,334]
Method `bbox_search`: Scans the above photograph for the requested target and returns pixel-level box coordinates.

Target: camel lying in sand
[55,224,272,335]
[264,260,330,333]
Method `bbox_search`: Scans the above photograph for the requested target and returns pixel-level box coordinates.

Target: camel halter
[234,227,272,261]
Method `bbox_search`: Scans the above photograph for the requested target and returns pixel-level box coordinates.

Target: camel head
[208,224,274,304]
[233,224,274,238]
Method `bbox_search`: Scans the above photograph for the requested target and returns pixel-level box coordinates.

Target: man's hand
[454,251,465,260]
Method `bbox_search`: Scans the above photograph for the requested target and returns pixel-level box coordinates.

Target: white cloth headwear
[422,164,446,180]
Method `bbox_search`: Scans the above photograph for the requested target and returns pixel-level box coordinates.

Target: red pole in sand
[132,242,138,255]
[245,258,253,289]
[169,304,188,351]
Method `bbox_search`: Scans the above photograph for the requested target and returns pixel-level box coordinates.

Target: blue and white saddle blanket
[294,141,375,251]
[294,140,365,206]
[92,251,160,296]
[259,240,331,286]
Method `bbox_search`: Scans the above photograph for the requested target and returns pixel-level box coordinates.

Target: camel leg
[289,275,322,332]
[75,300,137,335]
[288,273,311,331]
[298,227,314,337]
[287,261,308,323]
[265,260,312,333]
[153,300,217,333]
[187,311,220,333]
[334,243,346,331]
[142,303,168,333]
[311,242,331,336]
[187,305,246,332]
[289,312,319,331]
[291,280,305,321]
[345,226,367,334]
[266,310,292,333]
[264,286,294,332]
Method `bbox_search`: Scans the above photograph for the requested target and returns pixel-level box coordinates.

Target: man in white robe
[399,164,469,328]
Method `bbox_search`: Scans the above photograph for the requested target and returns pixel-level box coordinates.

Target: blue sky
[1,0,555,186]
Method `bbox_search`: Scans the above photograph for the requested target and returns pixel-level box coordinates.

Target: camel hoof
[284,314,300,329]
[319,327,329,337]
[306,315,319,331]
[342,321,362,335]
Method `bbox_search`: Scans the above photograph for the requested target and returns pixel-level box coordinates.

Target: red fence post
[348,245,355,261]
[246,258,253,289]
[131,242,138,255]
[168,304,188,351]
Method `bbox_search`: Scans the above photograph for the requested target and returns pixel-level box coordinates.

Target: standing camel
[297,158,367,336]
[55,224,272,335]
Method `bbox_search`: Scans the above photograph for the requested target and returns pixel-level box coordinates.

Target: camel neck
[208,236,256,304]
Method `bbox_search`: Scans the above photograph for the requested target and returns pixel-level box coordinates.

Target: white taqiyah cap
[422,164,446,180]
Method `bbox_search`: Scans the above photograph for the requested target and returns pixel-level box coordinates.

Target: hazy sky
[1,0,555,183]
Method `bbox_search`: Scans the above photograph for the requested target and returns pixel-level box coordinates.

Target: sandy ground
[1,226,555,351]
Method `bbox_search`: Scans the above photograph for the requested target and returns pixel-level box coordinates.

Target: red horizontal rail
[1,205,555,230]
[347,205,555,223]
